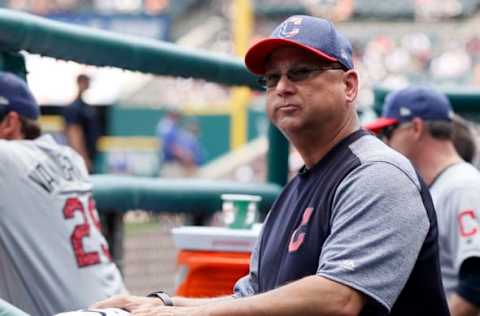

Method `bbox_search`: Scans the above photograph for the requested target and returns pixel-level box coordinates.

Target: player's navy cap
[365,86,454,134]
[0,72,39,120]
[245,15,353,75]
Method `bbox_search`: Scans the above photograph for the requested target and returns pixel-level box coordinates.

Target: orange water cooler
[172,226,260,297]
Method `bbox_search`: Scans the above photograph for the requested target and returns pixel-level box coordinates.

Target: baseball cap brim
[364,117,399,135]
[245,38,338,75]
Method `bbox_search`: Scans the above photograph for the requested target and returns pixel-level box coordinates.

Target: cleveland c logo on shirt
[289,207,314,252]
[458,209,479,237]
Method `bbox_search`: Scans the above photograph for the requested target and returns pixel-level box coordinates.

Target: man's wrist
[147,291,174,306]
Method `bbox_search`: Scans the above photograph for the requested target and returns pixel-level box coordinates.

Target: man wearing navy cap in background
[366,86,480,316]
[0,72,126,315]
[94,16,449,316]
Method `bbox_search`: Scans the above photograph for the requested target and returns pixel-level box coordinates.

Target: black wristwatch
[147,290,174,306]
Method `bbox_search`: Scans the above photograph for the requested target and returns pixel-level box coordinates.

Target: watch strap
[147,290,174,306]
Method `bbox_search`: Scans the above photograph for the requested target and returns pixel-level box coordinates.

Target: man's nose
[274,74,296,95]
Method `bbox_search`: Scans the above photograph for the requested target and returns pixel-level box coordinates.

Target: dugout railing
[92,176,281,270]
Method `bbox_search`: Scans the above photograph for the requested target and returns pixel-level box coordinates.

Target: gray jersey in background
[0,135,126,315]
[430,161,480,297]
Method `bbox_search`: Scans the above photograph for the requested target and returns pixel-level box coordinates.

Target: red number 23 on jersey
[63,196,112,268]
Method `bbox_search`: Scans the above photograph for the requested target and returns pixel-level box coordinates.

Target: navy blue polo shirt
[63,98,100,162]
[234,130,449,315]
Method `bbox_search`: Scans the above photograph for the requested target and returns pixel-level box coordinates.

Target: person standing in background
[177,117,205,174]
[452,114,477,163]
[156,110,204,177]
[366,86,480,316]
[64,74,100,173]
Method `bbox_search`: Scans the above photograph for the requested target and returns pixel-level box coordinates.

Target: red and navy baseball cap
[365,86,454,134]
[245,15,353,75]
[0,72,39,120]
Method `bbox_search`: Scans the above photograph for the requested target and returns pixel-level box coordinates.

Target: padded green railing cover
[91,175,281,214]
[0,9,261,90]
[0,9,288,186]
[0,300,29,316]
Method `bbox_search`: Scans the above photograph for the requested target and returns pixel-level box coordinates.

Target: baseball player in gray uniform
[0,72,126,315]
[367,86,480,316]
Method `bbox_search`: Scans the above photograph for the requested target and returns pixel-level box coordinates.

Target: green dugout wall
[105,106,267,161]
[38,105,268,175]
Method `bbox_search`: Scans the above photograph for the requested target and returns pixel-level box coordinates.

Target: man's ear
[411,117,427,140]
[0,111,23,140]
[344,70,359,104]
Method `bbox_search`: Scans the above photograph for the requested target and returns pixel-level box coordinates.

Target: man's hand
[91,295,165,312]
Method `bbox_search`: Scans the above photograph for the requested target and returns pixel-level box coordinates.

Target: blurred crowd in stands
[352,33,480,109]
[5,0,480,20]
[255,0,480,20]
[3,0,169,14]
[7,0,480,105]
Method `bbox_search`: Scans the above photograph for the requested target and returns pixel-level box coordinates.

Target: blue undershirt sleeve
[457,258,480,307]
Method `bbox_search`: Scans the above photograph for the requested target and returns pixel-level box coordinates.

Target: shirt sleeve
[451,185,480,271]
[233,222,265,298]
[316,162,430,311]
[63,103,80,125]
[457,258,480,306]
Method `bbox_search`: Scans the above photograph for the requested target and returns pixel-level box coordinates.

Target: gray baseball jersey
[430,161,480,297]
[0,135,126,315]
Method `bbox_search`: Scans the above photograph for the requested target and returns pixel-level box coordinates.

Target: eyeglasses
[378,122,413,141]
[378,124,400,141]
[257,64,346,89]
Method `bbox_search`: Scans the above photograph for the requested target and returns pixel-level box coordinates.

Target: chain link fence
[122,212,189,295]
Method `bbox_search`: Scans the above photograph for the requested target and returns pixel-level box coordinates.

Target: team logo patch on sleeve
[458,209,479,238]
[339,260,356,271]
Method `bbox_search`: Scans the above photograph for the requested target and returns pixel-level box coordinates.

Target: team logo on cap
[0,96,9,105]
[399,106,412,117]
[340,49,349,62]
[280,17,303,38]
